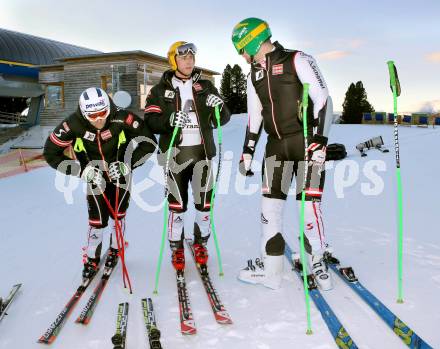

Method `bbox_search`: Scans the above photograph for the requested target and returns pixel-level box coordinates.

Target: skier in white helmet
[44,87,156,279]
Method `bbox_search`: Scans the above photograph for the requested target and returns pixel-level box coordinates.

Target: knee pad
[265,233,285,256]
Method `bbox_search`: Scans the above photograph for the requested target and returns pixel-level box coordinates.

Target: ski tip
[38,335,56,344]
[181,328,197,335]
[216,318,233,325]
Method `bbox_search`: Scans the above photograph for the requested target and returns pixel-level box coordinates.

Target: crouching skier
[44,87,156,279]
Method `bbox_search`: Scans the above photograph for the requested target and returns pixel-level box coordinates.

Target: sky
[1,0,439,113]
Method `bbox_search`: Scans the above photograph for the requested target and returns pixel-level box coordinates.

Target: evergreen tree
[220,64,247,113]
[341,81,374,124]
[220,64,232,109]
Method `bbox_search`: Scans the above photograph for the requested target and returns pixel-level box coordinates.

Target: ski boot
[105,247,119,268]
[309,254,333,291]
[82,257,100,279]
[170,240,185,271]
[238,256,283,290]
[193,236,209,265]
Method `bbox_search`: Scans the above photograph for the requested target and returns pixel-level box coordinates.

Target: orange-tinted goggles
[86,109,108,121]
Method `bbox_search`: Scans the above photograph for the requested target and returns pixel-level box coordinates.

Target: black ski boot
[105,247,119,268]
[83,257,100,279]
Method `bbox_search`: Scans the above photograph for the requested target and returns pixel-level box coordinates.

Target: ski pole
[209,105,224,276]
[387,60,404,304]
[113,132,133,293]
[153,123,180,294]
[299,83,313,335]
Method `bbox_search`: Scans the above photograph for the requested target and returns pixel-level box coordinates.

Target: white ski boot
[309,253,333,291]
[238,255,284,290]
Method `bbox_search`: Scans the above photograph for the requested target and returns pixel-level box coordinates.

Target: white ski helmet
[79,87,110,122]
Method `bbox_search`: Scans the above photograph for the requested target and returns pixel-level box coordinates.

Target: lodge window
[45,83,64,108]
[101,76,113,98]
[139,84,154,109]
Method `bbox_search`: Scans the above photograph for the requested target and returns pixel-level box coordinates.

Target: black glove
[239,146,255,176]
[306,134,328,165]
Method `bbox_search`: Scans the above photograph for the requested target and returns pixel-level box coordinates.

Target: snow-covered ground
[0,115,438,348]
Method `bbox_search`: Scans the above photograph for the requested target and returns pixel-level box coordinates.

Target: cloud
[348,39,364,49]
[411,100,440,113]
[426,52,440,63]
[317,50,351,61]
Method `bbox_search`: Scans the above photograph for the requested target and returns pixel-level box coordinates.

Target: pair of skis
[285,243,433,348]
[38,250,118,344]
[111,298,163,349]
[175,239,233,335]
[142,298,162,349]
[112,302,129,349]
[0,284,22,322]
[285,244,357,348]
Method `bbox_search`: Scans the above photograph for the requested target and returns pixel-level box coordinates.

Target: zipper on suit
[266,56,281,139]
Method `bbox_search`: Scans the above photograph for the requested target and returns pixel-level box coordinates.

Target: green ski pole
[209,105,224,276]
[299,83,313,334]
[387,60,404,304]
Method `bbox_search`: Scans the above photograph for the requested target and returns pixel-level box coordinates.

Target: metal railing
[0,111,27,125]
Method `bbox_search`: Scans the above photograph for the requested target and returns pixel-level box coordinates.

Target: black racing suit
[244,42,333,256]
[144,69,230,212]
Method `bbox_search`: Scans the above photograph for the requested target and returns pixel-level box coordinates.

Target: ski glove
[307,134,328,166]
[108,161,130,181]
[239,145,255,176]
[81,165,104,186]
[170,110,191,128]
[206,94,224,109]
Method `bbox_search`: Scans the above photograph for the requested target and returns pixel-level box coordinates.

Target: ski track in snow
[0,117,439,348]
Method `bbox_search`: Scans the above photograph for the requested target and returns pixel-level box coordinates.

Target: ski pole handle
[387,60,397,93]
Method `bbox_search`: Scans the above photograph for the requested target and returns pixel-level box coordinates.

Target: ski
[284,244,358,349]
[38,254,106,344]
[111,302,129,349]
[75,251,119,325]
[176,269,196,335]
[326,256,433,349]
[141,298,162,349]
[185,239,232,324]
[0,284,22,322]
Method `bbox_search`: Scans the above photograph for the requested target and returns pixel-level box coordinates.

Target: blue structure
[0,27,100,127]
[362,113,372,123]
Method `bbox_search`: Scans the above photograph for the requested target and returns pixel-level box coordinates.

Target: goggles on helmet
[176,42,197,57]
[84,108,109,122]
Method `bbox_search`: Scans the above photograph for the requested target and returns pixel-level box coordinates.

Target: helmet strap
[175,68,191,80]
